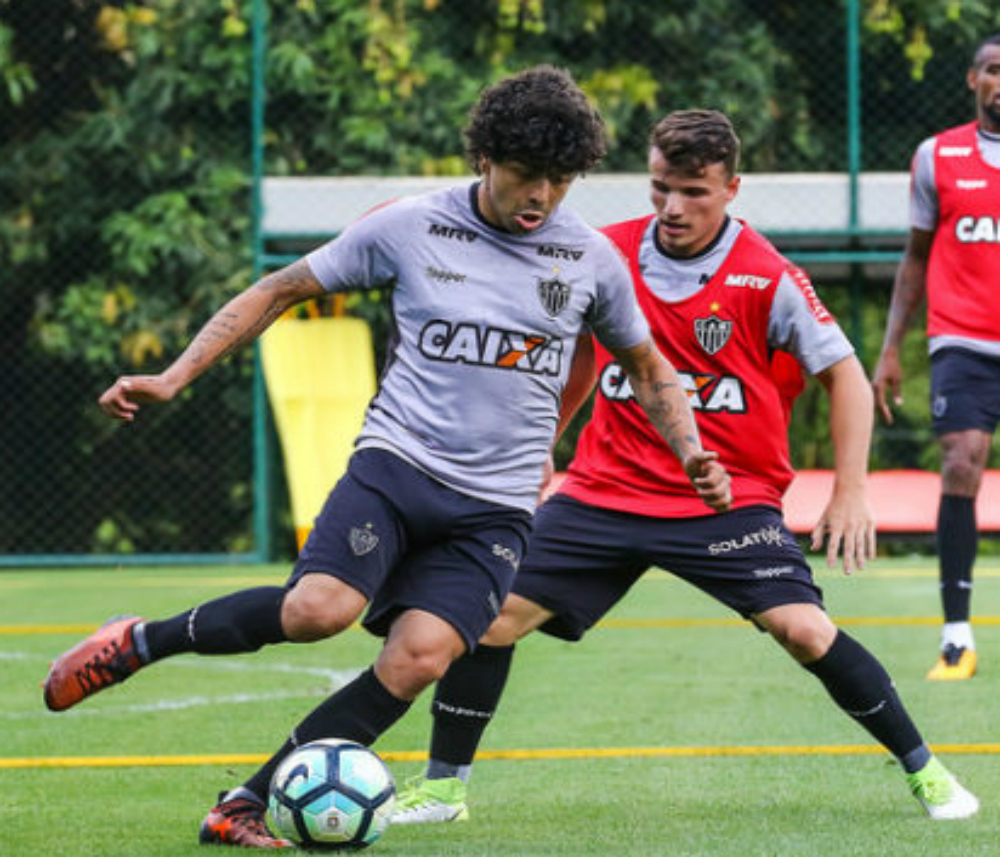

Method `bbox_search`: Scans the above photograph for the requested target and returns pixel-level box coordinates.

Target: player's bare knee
[281,579,364,641]
[376,643,453,698]
[774,620,836,663]
[941,456,983,495]
[282,602,351,641]
[759,604,836,663]
[406,648,453,687]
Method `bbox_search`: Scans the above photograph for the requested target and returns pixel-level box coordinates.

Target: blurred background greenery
[2,0,998,561]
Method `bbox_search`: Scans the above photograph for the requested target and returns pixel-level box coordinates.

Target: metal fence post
[846,0,864,347]
[251,0,272,563]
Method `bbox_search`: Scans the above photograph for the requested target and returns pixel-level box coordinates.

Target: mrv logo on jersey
[599,363,747,413]
[724,273,771,289]
[537,244,584,261]
[428,223,479,242]
[419,320,564,375]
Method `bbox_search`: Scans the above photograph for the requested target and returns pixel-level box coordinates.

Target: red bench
[783,469,1000,535]
[544,470,1000,535]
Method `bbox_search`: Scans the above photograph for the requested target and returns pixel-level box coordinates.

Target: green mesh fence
[2,0,999,563]
[0,0,262,564]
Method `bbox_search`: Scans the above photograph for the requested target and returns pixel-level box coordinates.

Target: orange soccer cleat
[199,794,294,849]
[43,616,145,711]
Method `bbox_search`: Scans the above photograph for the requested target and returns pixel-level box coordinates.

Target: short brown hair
[649,109,740,178]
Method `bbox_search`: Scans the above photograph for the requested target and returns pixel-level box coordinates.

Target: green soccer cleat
[391,776,470,825]
[906,756,979,820]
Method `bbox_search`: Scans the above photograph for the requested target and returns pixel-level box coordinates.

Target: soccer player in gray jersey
[42,67,730,849]
[874,34,1000,681]
[392,109,978,827]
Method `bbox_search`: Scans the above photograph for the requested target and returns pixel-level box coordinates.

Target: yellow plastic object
[261,317,376,550]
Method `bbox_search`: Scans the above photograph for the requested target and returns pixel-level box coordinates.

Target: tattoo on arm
[185,261,319,369]
[634,383,699,461]
[614,340,701,463]
[214,299,285,363]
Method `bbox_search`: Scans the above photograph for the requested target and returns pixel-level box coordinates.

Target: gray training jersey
[306,183,650,512]
[637,218,853,374]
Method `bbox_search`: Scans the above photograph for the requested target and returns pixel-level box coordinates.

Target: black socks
[937,494,977,622]
[429,644,515,768]
[243,667,411,801]
[141,586,289,661]
[803,631,929,772]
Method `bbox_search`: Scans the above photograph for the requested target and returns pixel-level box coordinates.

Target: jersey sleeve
[584,235,650,351]
[768,268,854,375]
[304,201,404,293]
[909,137,938,232]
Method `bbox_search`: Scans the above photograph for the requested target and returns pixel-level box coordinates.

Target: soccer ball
[268,738,396,850]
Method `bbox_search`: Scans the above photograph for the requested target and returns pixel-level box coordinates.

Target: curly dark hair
[649,109,741,179]
[464,65,607,177]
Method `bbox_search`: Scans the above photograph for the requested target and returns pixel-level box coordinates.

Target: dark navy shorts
[930,347,1000,436]
[286,448,532,650]
[513,495,823,641]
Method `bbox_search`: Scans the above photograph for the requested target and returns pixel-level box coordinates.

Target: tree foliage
[2,0,1000,555]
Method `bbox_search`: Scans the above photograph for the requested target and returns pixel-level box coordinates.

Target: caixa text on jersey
[418,320,564,375]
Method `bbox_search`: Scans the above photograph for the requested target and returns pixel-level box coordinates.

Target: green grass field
[4,556,1000,856]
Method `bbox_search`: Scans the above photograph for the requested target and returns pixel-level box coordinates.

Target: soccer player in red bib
[873,34,1000,681]
[393,109,978,824]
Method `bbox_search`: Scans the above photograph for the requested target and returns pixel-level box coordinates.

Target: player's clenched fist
[684,450,732,512]
[98,375,178,421]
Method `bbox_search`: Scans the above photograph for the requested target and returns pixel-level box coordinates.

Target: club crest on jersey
[349,523,379,556]
[537,276,571,317]
[694,314,732,355]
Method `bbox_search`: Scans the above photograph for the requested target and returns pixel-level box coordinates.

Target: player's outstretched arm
[872,228,933,424]
[612,337,731,512]
[99,259,326,421]
[812,355,877,573]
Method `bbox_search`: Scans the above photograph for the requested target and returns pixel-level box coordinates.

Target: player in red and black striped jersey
[873,33,1000,681]
[394,110,978,825]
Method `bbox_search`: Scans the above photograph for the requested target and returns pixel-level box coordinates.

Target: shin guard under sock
[141,586,288,661]
[803,631,928,770]
[937,494,977,623]
[430,644,515,768]
[243,667,411,800]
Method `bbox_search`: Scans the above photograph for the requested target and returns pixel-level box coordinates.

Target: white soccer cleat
[907,757,980,820]
[391,776,470,825]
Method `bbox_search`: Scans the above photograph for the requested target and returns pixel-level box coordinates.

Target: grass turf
[3,555,999,855]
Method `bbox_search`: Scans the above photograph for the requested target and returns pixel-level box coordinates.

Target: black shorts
[513,495,823,641]
[286,448,532,650]
[930,347,1000,436]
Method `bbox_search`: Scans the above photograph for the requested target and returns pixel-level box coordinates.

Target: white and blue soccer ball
[267,738,396,850]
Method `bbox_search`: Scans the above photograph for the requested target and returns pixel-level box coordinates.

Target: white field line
[2,650,361,719]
